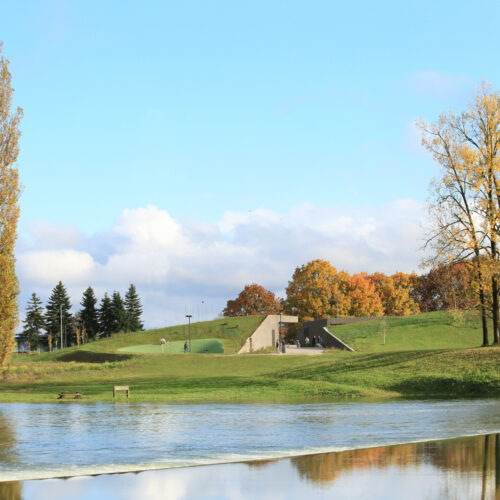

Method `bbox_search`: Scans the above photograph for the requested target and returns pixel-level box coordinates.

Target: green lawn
[329,311,484,352]
[1,311,498,403]
[120,338,224,354]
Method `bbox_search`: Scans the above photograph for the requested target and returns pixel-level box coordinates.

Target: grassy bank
[1,312,498,403]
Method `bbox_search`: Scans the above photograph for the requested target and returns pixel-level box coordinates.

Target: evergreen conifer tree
[45,281,72,348]
[124,284,143,332]
[22,293,45,349]
[98,293,114,337]
[111,291,127,333]
[80,286,99,340]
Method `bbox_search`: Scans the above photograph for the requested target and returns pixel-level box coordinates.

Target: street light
[186,314,192,352]
[279,311,282,340]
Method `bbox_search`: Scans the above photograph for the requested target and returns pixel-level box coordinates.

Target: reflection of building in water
[0,412,22,499]
[290,434,500,498]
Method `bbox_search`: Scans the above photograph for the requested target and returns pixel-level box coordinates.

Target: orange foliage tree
[223,284,282,317]
[348,273,384,316]
[416,262,475,312]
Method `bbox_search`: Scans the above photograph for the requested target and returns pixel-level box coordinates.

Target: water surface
[0,398,498,481]
[2,433,500,499]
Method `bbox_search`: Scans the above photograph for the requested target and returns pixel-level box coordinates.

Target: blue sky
[3,1,500,326]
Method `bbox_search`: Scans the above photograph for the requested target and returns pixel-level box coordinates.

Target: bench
[113,385,130,398]
[58,391,82,399]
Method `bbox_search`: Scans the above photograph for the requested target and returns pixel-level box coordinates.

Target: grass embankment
[121,339,224,354]
[329,311,484,352]
[1,312,498,403]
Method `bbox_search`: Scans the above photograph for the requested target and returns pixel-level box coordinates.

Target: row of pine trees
[21,282,143,349]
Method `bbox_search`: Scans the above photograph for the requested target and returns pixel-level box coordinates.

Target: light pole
[186,314,192,353]
[279,311,282,341]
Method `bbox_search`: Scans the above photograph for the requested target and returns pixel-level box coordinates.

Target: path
[274,345,325,355]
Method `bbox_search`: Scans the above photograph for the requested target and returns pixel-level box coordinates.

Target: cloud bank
[17,200,426,328]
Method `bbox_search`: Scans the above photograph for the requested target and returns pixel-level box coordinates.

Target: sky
[2,0,500,327]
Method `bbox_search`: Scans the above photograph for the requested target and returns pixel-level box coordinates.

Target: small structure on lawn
[238,315,298,353]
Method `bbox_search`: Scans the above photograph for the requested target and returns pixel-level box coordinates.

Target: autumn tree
[420,98,491,345]
[80,286,99,340]
[0,43,22,366]
[22,293,45,349]
[285,259,347,321]
[416,262,475,312]
[224,284,282,317]
[348,273,384,316]
[45,282,73,348]
[448,84,500,344]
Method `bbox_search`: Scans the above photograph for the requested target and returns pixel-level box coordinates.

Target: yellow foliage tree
[369,272,419,316]
[419,83,500,345]
[0,43,22,367]
[286,259,345,322]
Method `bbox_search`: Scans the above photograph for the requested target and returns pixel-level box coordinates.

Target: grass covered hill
[45,315,264,361]
[1,311,498,403]
[328,311,486,352]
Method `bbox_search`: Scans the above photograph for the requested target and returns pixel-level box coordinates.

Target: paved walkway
[274,345,325,355]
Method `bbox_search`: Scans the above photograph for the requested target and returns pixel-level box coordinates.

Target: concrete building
[238,314,298,353]
[298,317,382,351]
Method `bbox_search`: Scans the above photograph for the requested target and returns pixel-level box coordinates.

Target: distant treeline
[224,259,478,322]
[21,282,143,349]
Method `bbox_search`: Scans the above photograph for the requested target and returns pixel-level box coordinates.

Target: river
[0,398,498,482]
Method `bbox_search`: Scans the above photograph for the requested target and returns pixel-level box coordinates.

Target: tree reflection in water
[289,434,499,498]
[0,412,21,500]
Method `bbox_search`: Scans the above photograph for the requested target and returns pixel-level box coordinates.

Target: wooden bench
[113,385,130,398]
[58,391,82,399]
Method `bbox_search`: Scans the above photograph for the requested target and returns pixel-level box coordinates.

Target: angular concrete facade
[298,317,382,351]
[238,315,299,353]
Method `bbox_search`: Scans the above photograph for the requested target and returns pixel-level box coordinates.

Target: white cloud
[17,201,426,328]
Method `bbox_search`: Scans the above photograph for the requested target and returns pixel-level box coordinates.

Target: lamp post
[186,314,192,352]
[279,311,282,340]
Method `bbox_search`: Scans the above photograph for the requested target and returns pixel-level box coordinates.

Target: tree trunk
[479,283,489,346]
[477,260,490,346]
[492,276,500,344]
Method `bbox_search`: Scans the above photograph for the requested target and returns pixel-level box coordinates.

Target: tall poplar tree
[45,282,73,349]
[80,286,99,340]
[22,293,45,349]
[0,43,22,366]
[124,284,143,331]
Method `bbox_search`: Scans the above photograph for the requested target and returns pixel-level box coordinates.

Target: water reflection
[0,413,22,499]
[11,433,500,499]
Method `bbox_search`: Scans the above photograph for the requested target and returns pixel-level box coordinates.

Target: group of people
[275,335,324,353]
[303,336,323,347]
